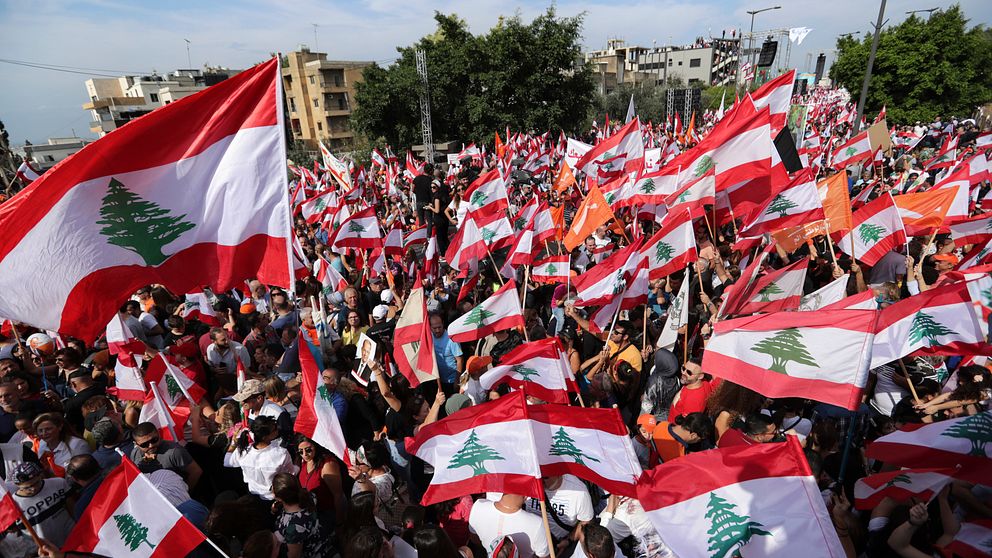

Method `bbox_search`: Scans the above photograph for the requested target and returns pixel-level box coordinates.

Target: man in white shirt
[524,475,594,547]
[205,327,251,373]
[469,494,550,558]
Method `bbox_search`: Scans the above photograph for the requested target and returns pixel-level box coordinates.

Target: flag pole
[485,246,506,287]
[10,498,43,550]
[897,359,922,405]
[539,500,558,558]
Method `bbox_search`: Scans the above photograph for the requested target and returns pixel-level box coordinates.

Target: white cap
[372,305,389,320]
[380,289,395,304]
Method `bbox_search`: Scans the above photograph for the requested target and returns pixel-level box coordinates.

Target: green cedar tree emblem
[164,373,182,401]
[676,189,691,205]
[765,194,798,218]
[546,263,558,275]
[694,155,715,177]
[883,474,912,488]
[750,327,818,374]
[981,288,992,308]
[470,191,489,207]
[481,227,497,245]
[463,306,495,327]
[317,384,333,404]
[705,493,772,558]
[114,513,156,551]
[939,413,992,456]
[640,178,657,193]
[655,241,675,263]
[604,192,616,205]
[549,427,600,466]
[97,177,195,266]
[182,300,199,314]
[511,364,539,381]
[314,197,327,212]
[611,270,626,294]
[907,311,955,347]
[844,147,858,158]
[348,221,366,233]
[447,429,504,476]
[858,223,887,245]
[513,217,526,231]
[757,282,784,302]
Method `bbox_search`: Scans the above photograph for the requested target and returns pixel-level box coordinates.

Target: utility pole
[415,49,435,164]
[312,24,319,52]
[745,5,781,89]
[184,39,191,69]
[853,0,887,134]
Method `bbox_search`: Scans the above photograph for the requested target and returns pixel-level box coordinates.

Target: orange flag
[495,131,505,158]
[563,183,618,251]
[817,172,853,234]
[552,161,577,193]
[892,187,957,236]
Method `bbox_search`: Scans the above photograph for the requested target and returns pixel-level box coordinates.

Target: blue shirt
[432,332,463,384]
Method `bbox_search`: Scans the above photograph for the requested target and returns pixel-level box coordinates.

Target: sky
[1,0,989,145]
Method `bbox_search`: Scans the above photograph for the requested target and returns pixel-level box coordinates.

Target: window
[149,93,159,102]
[678,61,683,66]
[309,76,315,84]
[668,59,673,66]
[689,58,701,68]
[317,122,322,131]
[289,98,296,112]
[313,98,319,108]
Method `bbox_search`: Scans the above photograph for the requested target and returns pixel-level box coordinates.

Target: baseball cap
[381,289,395,304]
[637,414,658,436]
[372,305,389,320]
[232,379,265,402]
[444,393,472,416]
[369,276,383,285]
[465,355,492,376]
[13,462,43,484]
[933,253,959,265]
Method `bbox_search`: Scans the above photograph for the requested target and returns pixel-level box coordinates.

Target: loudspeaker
[814,53,826,83]
[757,40,778,67]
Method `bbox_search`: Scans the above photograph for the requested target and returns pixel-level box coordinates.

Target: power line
[0,58,154,77]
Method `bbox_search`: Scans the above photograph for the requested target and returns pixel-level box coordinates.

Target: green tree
[114,513,156,551]
[317,384,333,404]
[545,263,559,275]
[96,178,196,266]
[164,373,182,401]
[353,9,594,149]
[549,427,600,466]
[757,282,784,302]
[511,364,539,381]
[480,227,497,244]
[940,412,992,456]
[829,5,992,124]
[654,241,675,264]
[705,492,772,558]
[750,327,818,374]
[470,190,489,207]
[639,178,657,194]
[858,223,887,245]
[765,194,798,218]
[348,221,367,234]
[908,311,955,346]
[693,155,714,178]
[447,429,505,475]
[513,216,527,231]
[595,81,668,126]
[463,306,495,327]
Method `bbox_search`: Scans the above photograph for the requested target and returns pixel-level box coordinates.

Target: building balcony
[82,97,146,110]
[324,108,351,117]
[319,80,348,92]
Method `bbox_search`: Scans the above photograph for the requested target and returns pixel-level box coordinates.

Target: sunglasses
[137,436,160,448]
[298,447,314,455]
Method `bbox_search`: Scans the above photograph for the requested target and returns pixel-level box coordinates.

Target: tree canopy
[352,9,594,149]
[830,5,992,124]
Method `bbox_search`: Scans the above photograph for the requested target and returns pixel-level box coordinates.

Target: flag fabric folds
[447,280,525,343]
[296,335,348,461]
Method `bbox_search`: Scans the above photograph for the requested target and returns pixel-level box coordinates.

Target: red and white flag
[479,338,574,404]
[138,380,187,442]
[703,309,877,409]
[296,335,347,460]
[736,258,809,315]
[106,315,148,401]
[14,161,40,185]
[573,240,644,307]
[831,130,872,169]
[613,167,681,208]
[299,190,336,224]
[836,193,907,267]
[664,167,715,216]
[383,221,404,257]
[0,483,20,534]
[144,353,206,406]
[640,209,697,279]
[574,118,644,180]
[406,391,543,505]
[740,169,825,236]
[530,254,570,284]
[0,60,293,342]
[312,256,349,299]
[62,458,206,557]
[447,280,525,343]
[719,242,775,318]
[866,411,992,484]
[853,468,955,510]
[446,214,514,271]
[403,225,428,248]
[328,206,382,251]
[463,169,509,225]
[944,519,992,558]
[179,292,221,326]
[637,437,845,558]
[749,69,795,134]
[392,276,438,387]
[798,273,850,312]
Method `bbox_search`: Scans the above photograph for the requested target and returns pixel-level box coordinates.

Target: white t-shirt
[870,364,908,417]
[139,311,164,349]
[39,437,91,471]
[223,443,298,500]
[524,475,594,541]
[8,478,75,546]
[469,499,550,558]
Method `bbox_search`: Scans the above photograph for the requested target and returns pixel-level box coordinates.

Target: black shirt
[413,174,433,209]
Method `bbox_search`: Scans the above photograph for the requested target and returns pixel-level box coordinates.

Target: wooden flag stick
[486,247,506,286]
[642,304,649,354]
[897,359,922,405]
[539,499,558,558]
[520,266,530,343]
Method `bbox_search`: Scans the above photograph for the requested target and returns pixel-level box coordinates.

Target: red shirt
[669,381,715,420]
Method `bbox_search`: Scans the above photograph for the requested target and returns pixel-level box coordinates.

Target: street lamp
[906,8,938,18]
[745,6,781,87]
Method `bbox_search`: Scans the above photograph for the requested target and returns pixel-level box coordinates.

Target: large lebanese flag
[637,437,845,558]
[406,391,543,505]
[463,169,509,225]
[749,69,795,134]
[950,213,992,248]
[572,239,644,307]
[393,276,438,387]
[63,458,205,557]
[702,309,877,410]
[529,404,642,498]
[736,258,809,315]
[831,130,872,169]
[836,193,907,267]
[447,280,525,342]
[0,59,291,341]
[479,338,573,404]
[740,169,825,236]
[866,412,992,484]
[870,282,990,368]
[573,118,643,179]
[144,353,206,406]
[328,205,382,250]
[852,468,955,510]
[296,335,347,460]
[640,209,697,279]
[530,254,570,284]
[663,167,715,217]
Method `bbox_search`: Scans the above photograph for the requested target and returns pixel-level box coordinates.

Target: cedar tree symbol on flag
[317,384,334,404]
[883,474,912,488]
[757,282,784,302]
[908,311,955,347]
[845,147,857,158]
[471,190,489,206]
[464,306,495,327]
[546,263,558,275]
[164,374,182,401]
[694,155,715,177]
[114,513,155,551]
[549,427,601,466]
[655,241,675,264]
[97,178,195,266]
[765,194,798,218]
[348,221,366,233]
[859,223,886,244]
[705,493,772,558]
[640,178,657,193]
[481,227,497,245]
[940,413,992,456]
[447,430,504,476]
[511,364,539,381]
[749,327,818,374]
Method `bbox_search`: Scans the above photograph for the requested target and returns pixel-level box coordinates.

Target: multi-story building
[22,137,92,170]
[83,68,239,136]
[281,47,372,151]
[585,38,740,95]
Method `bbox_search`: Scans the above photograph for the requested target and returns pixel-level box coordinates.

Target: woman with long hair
[705,381,768,441]
[295,435,345,529]
[223,416,297,501]
[412,526,470,558]
[915,365,992,420]
[344,526,393,558]
[271,473,333,558]
[341,310,369,347]
[32,412,89,474]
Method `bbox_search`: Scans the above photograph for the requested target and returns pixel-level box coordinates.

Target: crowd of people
[0,87,991,558]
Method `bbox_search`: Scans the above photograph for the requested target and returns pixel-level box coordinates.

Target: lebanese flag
[924,146,957,171]
[957,238,992,271]
[866,412,992,484]
[406,391,543,506]
[944,519,992,558]
[0,59,292,342]
[179,292,221,326]
[664,167,715,216]
[852,468,955,510]
[138,380,188,442]
[403,225,428,249]
[529,404,642,498]
[831,130,872,169]
[641,209,697,279]
[328,206,382,250]
[500,224,535,277]
[446,214,514,271]
[718,242,775,318]
[106,314,147,359]
[749,69,795,134]
[144,353,206,406]
[530,202,559,243]
[296,335,347,460]
[798,273,850,312]
[892,187,957,236]
[62,458,205,557]
[447,280,524,343]
[573,239,644,307]
[0,483,20,534]
[393,276,438,387]
[319,141,352,189]
[313,256,348,299]
[870,282,990,369]
[383,221,404,257]
[836,193,907,267]
[950,213,992,249]
[637,437,845,558]
[564,138,593,170]
[464,169,509,225]
[588,254,650,334]
[15,161,40,184]
[574,118,644,179]
[703,309,877,409]
[299,190,336,224]
[530,254,570,284]
[736,258,809,315]
[112,353,146,402]
[371,148,387,168]
[741,169,825,236]
[511,197,538,233]
[479,338,573,404]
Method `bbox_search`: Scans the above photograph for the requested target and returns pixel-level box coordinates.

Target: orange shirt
[650,421,688,466]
